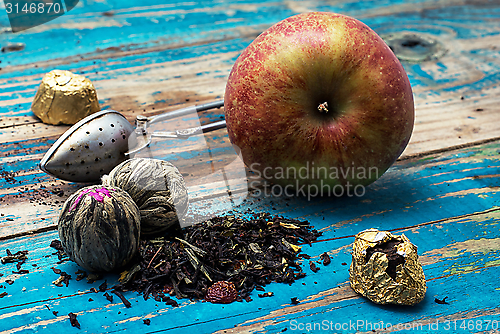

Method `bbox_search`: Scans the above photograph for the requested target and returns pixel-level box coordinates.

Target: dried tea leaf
[435,297,449,305]
[103,292,113,303]
[119,263,141,284]
[309,261,320,273]
[320,252,331,266]
[98,281,107,292]
[279,222,301,229]
[249,243,262,253]
[281,238,301,252]
[258,292,274,298]
[68,312,80,329]
[113,290,131,308]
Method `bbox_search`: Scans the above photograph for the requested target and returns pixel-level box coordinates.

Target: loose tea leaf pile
[115,212,321,302]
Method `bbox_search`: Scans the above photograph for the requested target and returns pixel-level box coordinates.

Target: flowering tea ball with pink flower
[58,185,140,272]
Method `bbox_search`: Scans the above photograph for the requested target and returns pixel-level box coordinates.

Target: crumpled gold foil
[349,228,426,305]
[31,70,100,125]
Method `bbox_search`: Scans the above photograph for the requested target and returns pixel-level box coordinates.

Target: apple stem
[318,102,329,113]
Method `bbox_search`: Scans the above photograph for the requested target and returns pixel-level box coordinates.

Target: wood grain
[1,145,499,332]
[1,0,500,332]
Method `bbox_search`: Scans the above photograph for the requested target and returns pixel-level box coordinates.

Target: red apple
[224,12,414,195]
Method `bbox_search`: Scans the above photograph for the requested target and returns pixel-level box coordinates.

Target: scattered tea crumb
[68,312,80,329]
[113,290,132,308]
[99,281,107,292]
[320,252,331,266]
[435,297,449,305]
[87,273,102,284]
[104,292,113,303]
[143,319,151,325]
[50,240,63,251]
[12,269,29,274]
[52,271,71,287]
[163,296,179,307]
[258,292,274,298]
[309,261,320,273]
[0,292,7,298]
[1,250,28,264]
[291,297,299,305]
[75,270,87,281]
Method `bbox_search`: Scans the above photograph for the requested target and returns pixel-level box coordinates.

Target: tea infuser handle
[125,119,227,155]
[150,119,227,139]
[177,119,227,138]
[126,100,225,155]
[147,100,224,125]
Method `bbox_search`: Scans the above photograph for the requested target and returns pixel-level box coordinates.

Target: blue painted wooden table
[1,1,500,333]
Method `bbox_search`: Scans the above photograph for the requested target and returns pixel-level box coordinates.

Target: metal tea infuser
[39,100,226,183]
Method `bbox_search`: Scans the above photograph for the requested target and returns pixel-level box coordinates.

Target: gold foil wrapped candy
[58,185,141,273]
[349,228,426,305]
[102,158,189,237]
[32,70,100,125]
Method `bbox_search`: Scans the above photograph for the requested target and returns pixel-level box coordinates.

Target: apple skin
[224,12,414,189]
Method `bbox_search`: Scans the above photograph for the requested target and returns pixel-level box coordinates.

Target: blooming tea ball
[102,158,189,236]
[58,185,140,272]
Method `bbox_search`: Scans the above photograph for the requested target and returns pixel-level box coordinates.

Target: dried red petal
[205,281,238,304]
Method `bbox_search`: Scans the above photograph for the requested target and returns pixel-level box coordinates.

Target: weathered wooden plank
[1,201,499,333]
[1,0,500,332]
[1,0,499,152]
[1,132,499,238]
